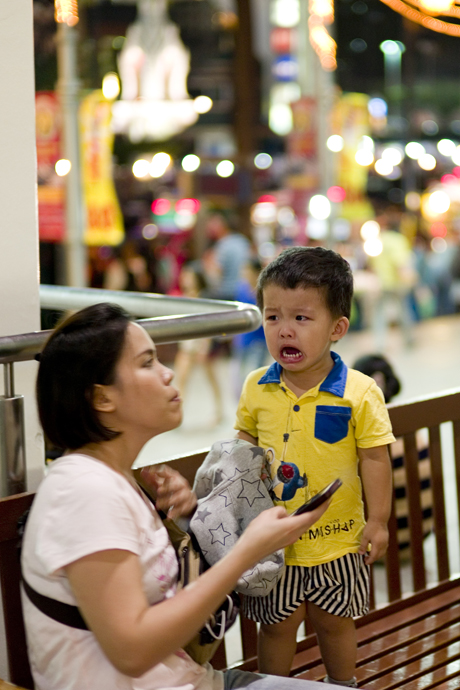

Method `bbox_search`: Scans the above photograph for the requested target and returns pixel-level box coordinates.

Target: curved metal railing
[0,285,261,496]
[0,285,262,364]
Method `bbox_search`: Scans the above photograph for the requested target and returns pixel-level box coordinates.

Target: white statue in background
[118,0,190,102]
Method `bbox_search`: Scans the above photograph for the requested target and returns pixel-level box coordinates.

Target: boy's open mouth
[281,347,303,361]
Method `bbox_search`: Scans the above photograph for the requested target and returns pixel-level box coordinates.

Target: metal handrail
[0,285,262,364]
[0,285,261,497]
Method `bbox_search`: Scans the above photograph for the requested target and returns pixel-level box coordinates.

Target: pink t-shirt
[21,454,223,690]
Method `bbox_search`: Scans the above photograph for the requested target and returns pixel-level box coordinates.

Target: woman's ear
[92,384,116,413]
[331,316,349,342]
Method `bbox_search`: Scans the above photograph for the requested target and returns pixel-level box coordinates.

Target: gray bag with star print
[189,438,285,596]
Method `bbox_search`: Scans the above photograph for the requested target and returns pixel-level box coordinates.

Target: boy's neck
[281,353,335,398]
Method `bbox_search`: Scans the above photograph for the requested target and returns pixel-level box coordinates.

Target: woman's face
[105,322,182,439]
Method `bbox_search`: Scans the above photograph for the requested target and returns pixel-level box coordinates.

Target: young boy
[235,247,395,687]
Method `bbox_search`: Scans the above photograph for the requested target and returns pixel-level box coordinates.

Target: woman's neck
[73,436,143,478]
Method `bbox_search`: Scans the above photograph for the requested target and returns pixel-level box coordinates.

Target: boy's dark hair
[256,246,354,319]
[36,303,132,451]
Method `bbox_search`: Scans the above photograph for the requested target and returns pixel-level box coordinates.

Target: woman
[21,303,330,690]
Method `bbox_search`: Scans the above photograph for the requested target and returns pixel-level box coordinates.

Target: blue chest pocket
[315,405,352,444]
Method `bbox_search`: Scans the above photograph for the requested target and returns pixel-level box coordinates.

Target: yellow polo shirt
[235,352,395,567]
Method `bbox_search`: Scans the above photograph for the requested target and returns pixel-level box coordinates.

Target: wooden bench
[1,388,460,689]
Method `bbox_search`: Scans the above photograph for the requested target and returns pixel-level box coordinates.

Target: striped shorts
[243,553,370,625]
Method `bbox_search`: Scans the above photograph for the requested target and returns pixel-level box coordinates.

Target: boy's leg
[258,601,306,676]
[306,602,357,682]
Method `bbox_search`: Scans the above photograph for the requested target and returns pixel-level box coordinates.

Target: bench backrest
[2,388,460,686]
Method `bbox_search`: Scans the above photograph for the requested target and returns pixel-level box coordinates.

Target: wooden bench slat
[387,391,460,436]
[404,431,427,591]
[385,493,402,602]
[296,621,460,684]
[358,639,460,690]
[293,602,460,679]
[423,673,460,690]
[429,425,450,582]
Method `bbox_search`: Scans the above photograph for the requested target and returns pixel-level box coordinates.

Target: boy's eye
[265,315,278,321]
[296,315,309,321]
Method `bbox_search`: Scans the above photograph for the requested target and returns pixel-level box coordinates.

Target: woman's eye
[143,358,154,368]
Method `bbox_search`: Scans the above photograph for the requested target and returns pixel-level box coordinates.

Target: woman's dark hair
[36,303,132,451]
[352,354,401,403]
[256,246,354,319]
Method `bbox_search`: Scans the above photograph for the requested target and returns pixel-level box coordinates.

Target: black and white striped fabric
[243,553,369,624]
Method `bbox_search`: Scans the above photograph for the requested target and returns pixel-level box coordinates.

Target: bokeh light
[102,72,120,100]
[216,160,234,177]
[381,147,403,166]
[151,198,171,215]
[405,142,425,160]
[437,139,457,157]
[132,159,150,178]
[363,237,383,256]
[327,186,346,203]
[309,195,331,220]
[150,152,172,178]
[254,153,273,170]
[55,159,71,176]
[277,206,296,226]
[418,153,436,171]
[430,222,447,237]
[326,135,344,152]
[142,224,158,240]
[181,154,201,172]
[360,220,380,241]
[355,150,374,166]
[427,190,451,215]
[405,192,421,211]
[374,159,393,176]
[431,237,447,253]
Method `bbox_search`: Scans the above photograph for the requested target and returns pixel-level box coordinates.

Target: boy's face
[262,284,349,384]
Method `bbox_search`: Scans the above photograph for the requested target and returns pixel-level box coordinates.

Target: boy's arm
[357,445,393,564]
[236,430,258,445]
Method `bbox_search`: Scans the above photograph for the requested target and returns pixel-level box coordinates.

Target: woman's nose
[161,364,174,384]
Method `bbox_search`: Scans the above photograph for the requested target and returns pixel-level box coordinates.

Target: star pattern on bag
[209,523,232,545]
[240,565,267,589]
[237,478,266,507]
[194,507,212,523]
[218,489,232,507]
[198,475,213,495]
[261,571,283,589]
[220,440,241,455]
[227,466,250,481]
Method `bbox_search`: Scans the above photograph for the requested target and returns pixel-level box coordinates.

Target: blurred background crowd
[34,0,460,433]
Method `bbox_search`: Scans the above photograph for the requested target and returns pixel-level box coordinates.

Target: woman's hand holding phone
[291,478,342,516]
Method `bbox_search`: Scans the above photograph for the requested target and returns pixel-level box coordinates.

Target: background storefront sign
[35,91,65,242]
[79,90,124,246]
[331,92,374,221]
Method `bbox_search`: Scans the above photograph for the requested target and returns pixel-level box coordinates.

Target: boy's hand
[358,519,389,564]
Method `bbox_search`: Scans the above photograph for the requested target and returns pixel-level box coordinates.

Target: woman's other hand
[140,465,197,519]
[235,500,331,568]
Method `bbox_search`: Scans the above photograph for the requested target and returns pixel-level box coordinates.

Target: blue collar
[257,351,348,398]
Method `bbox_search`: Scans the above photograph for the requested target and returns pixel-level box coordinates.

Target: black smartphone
[291,478,343,516]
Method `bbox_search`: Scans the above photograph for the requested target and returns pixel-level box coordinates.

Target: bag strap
[19,481,164,632]
[22,576,89,630]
